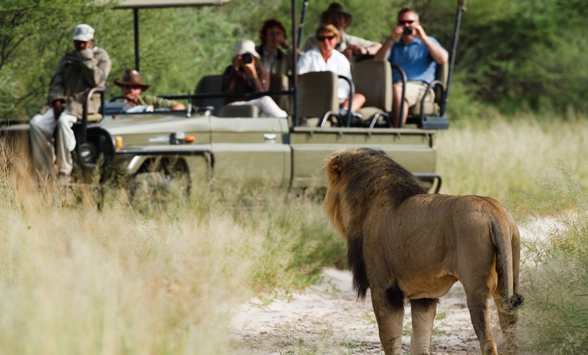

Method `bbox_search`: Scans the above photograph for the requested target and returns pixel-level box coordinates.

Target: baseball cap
[73,24,95,42]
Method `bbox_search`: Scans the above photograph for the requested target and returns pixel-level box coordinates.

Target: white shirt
[297,48,352,102]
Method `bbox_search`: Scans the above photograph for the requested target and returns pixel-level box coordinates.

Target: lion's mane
[324,148,427,299]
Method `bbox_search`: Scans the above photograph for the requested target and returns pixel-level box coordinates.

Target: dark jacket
[221,64,270,104]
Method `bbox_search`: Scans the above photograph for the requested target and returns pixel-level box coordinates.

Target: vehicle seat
[405,61,449,128]
[270,73,291,114]
[192,75,224,115]
[351,60,392,127]
[297,71,339,127]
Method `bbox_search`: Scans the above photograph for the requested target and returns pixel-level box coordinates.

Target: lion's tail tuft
[508,293,524,310]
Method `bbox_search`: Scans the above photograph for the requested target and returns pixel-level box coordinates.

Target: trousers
[29,108,78,176]
[229,96,288,117]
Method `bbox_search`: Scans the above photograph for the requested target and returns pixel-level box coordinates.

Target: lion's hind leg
[493,279,520,355]
[409,298,439,355]
[371,285,405,355]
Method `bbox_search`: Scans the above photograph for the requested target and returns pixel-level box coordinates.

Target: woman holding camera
[221,39,287,117]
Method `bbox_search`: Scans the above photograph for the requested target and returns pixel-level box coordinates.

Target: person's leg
[29,109,57,176]
[54,113,78,176]
[340,93,367,112]
[256,96,288,117]
[392,83,407,128]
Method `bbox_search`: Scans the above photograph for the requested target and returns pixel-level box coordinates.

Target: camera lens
[242,53,253,64]
[403,26,413,35]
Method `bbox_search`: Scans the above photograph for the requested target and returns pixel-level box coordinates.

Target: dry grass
[1,114,588,353]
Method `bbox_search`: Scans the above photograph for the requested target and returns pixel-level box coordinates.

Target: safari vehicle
[0,0,465,193]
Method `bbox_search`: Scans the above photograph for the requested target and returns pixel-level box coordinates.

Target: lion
[324,148,523,355]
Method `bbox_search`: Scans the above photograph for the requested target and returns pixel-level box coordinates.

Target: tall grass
[437,113,588,218]
[0,155,343,354]
[2,114,588,353]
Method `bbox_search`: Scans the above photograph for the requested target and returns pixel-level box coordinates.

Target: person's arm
[374,27,402,61]
[78,48,111,87]
[413,26,448,64]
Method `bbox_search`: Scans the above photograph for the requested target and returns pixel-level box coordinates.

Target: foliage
[0,0,586,119]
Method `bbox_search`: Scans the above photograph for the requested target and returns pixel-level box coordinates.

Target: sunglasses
[122,85,142,90]
[398,20,416,25]
[317,35,336,41]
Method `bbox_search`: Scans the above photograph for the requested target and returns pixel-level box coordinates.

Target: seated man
[374,8,448,127]
[29,24,111,181]
[114,69,185,112]
[304,3,381,62]
[299,24,366,116]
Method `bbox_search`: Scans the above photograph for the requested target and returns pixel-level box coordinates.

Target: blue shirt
[387,37,440,83]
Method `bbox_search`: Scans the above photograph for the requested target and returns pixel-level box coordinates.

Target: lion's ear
[326,155,345,179]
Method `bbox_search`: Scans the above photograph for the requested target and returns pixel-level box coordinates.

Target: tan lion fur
[324,148,522,355]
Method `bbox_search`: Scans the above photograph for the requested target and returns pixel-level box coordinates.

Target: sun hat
[114,69,150,91]
[72,24,95,41]
[320,3,353,26]
[234,39,260,58]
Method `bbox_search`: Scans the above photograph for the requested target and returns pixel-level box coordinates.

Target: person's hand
[52,100,64,120]
[347,44,367,56]
[412,25,427,40]
[238,55,258,77]
[390,26,404,41]
[342,47,354,60]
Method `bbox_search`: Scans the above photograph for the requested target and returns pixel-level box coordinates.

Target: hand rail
[80,87,105,144]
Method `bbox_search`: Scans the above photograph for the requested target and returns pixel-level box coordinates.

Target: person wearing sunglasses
[114,69,185,112]
[374,8,448,128]
[298,24,366,120]
[304,3,381,63]
[29,24,111,182]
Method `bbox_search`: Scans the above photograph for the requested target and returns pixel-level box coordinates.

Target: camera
[403,26,413,35]
[241,52,253,64]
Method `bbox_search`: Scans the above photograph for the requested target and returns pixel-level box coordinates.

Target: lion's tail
[492,212,524,310]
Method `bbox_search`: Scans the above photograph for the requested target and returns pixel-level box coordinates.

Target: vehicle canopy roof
[114,0,231,8]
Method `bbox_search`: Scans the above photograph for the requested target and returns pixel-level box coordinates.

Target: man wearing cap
[115,69,185,111]
[304,3,381,62]
[29,24,111,181]
[221,39,287,117]
[374,8,448,127]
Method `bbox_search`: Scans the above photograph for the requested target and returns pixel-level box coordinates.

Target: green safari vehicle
[0,0,466,193]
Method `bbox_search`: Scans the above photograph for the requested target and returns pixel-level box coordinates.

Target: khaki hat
[234,39,260,58]
[73,24,95,42]
[321,3,353,26]
[114,69,150,91]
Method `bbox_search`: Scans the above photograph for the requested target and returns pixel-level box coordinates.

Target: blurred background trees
[0,0,586,119]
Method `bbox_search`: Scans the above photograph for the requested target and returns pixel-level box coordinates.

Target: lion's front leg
[409,298,439,355]
[371,286,405,355]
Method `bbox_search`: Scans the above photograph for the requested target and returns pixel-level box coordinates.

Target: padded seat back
[352,60,392,112]
[269,73,291,114]
[192,75,224,115]
[217,104,259,118]
[297,71,339,126]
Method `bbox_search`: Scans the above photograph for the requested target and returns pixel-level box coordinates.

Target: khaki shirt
[304,31,377,57]
[42,47,111,119]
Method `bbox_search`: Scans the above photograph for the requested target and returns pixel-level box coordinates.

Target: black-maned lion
[324,148,523,355]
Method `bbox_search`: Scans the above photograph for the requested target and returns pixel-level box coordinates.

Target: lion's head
[324,148,427,240]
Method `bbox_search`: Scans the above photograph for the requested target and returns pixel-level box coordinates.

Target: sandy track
[232,268,480,354]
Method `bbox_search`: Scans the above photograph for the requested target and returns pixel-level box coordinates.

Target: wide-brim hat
[234,39,260,58]
[320,3,352,26]
[114,69,150,90]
